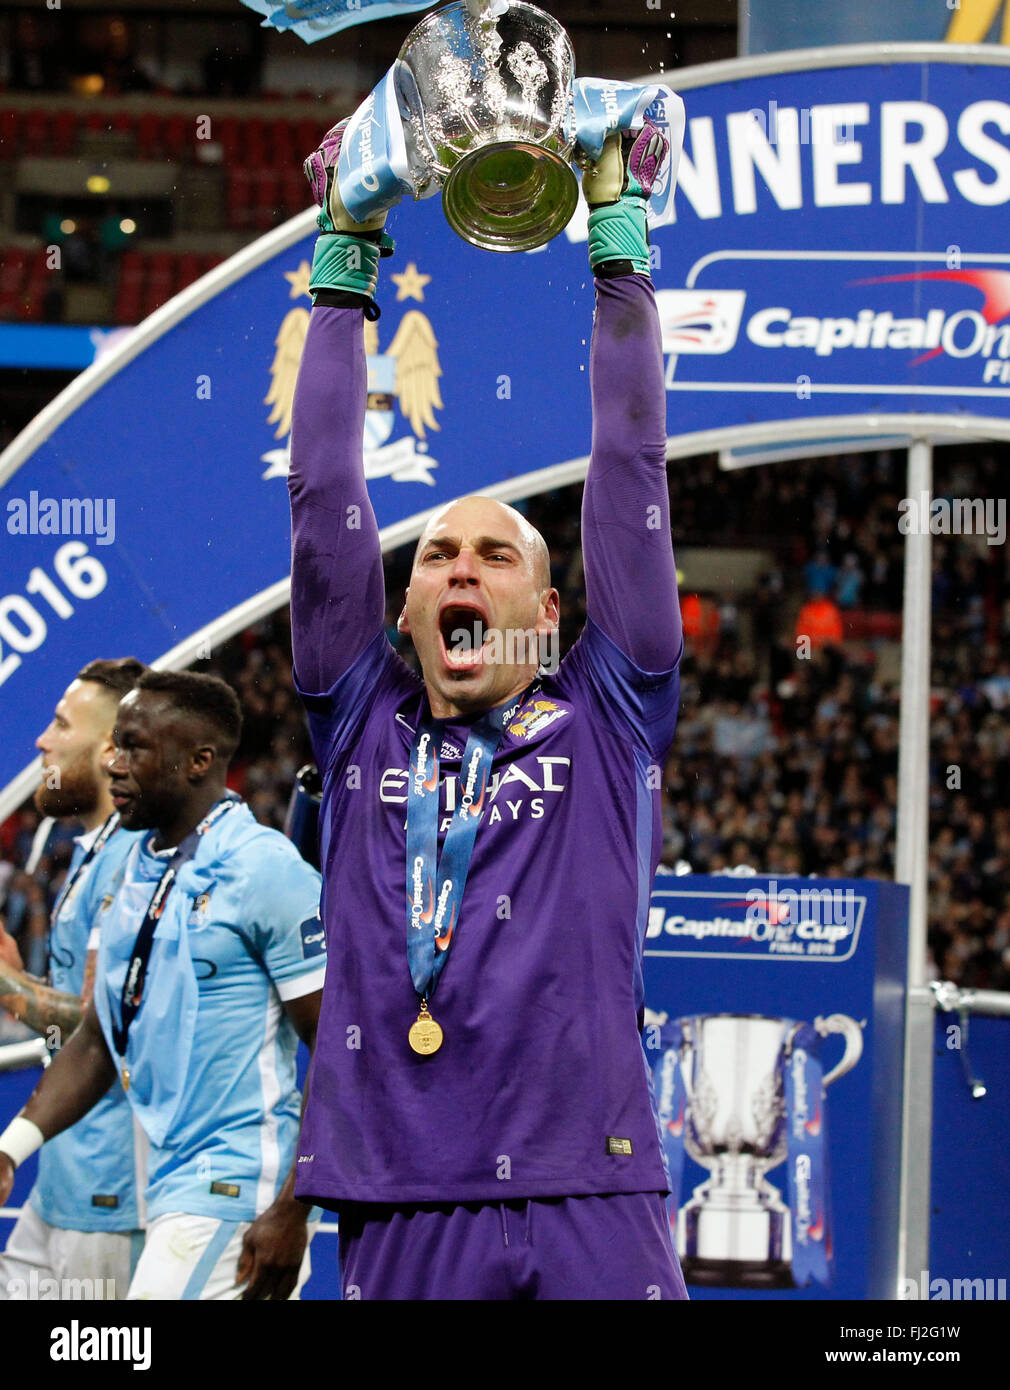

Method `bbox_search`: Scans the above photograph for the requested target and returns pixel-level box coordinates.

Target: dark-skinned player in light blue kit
[288,115,688,1300]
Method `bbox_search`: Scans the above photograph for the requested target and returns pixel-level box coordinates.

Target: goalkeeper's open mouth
[438,602,494,675]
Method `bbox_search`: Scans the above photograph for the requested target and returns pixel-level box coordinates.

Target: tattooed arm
[0,944,89,1043]
[0,886,99,1040]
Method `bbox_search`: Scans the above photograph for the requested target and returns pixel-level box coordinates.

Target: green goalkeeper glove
[581,124,669,278]
[303,119,396,306]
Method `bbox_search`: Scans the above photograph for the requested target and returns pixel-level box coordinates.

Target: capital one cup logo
[656,268,1010,384]
[260,259,444,486]
[655,289,748,354]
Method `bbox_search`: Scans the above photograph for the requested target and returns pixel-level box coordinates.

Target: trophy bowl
[397,0,579,252]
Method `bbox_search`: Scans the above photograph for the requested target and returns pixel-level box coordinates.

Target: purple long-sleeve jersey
[288,274,682,1204]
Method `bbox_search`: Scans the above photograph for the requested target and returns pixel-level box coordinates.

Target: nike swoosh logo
[395,714,416,732]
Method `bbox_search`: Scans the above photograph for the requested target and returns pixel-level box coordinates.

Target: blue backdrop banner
[2,50,1009,814]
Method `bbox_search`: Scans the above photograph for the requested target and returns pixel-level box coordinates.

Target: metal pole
[0,1038,49,1073]
[895,437,934,1296]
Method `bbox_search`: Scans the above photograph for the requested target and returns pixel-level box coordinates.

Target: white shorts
[127,1212,316,1301]
[0,1203,142,1301]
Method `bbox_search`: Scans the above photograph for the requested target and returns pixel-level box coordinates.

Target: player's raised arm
[581,127,683,674]
[288,121,393,694]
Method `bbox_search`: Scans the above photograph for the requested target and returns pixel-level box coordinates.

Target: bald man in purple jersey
[288,118,688,1301]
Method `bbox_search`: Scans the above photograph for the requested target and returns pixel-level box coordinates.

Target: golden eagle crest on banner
[262,259,443,485]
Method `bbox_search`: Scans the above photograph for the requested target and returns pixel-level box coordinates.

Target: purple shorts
[337,1192,689,1301]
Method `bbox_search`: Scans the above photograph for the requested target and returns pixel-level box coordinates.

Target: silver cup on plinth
[397,0,578,252]
[673,1012,862,1288]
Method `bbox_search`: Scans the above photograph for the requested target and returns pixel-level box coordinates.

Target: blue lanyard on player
[111,794,239,1061]
[404,687,532,1006]
[50,811,120,928]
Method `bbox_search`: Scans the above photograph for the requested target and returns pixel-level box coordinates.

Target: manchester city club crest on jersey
[189,890,214,925]
[507,699,569,739]
[260,259,443,486]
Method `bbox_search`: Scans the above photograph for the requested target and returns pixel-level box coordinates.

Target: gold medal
[408,1000,443,1056]
[121,1066,130,1092]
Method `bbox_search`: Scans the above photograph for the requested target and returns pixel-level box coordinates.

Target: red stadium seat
[142,275,174,318]
[0,110,19,160]
[162,115,189,161]
[282,169,309,216]
[215,116,241,161]
[114,285,142,324]
[136,113,162,159]
[19,265,46,320]
[245,117,268,165]
[0,249,29,292]
[51,111,78,157]
[270,119,295,167]
[227,167,254,230]
[0,248,29,319]
[295,119,320,158]
[23,109,50,156]
[119,249,144,281]
[111,111,136,151]
[176,253,202,288]
[25,251,49,283]
[253,170,280,230]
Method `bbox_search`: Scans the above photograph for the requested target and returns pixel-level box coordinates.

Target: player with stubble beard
[0,658,147,1300]
[0,670,326,1300]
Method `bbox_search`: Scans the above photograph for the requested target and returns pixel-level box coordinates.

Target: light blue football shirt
[30,823,143,1233]
[93,800,324,1222]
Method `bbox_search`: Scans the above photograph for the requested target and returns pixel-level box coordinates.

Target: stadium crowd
[1,444,1008,1015]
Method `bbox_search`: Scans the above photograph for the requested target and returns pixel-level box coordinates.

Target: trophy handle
[464,0,508,19]
[815,1013,864,1087]
[676,1018,696,1104]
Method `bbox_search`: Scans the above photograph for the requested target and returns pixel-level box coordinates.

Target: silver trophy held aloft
[397,0,578,252]
[673,1013,862,1288]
